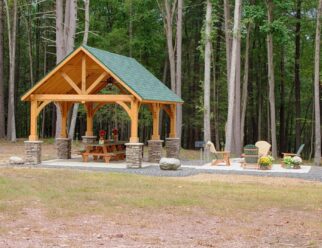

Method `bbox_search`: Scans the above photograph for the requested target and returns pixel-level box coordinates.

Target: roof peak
[82,45,136,61]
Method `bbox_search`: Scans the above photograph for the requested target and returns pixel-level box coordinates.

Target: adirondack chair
[255,141,271,157]
[205,141,230,166]
[282,144,305,158]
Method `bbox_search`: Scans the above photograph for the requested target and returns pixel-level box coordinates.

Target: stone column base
[24,141,43,165]
[148,140,163,163]
[82,136,97,144]
[56,138,71,159]
[125,143,144,168]
[165,138,180,159]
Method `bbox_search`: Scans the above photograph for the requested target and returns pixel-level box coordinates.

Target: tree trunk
[225,0,242,152]
[266,0,277,157]
[294,0,301,149]
[164,0,176,92]
[55,0,64,138]
[55,0,65,63]
[314,0,322,165]
[203,0,212,143]
[0,0,5,138]
[233,11,242,155]
[241,24,251,144]
[176,0,183,138]
[68,0,89,139]
[223,0,232,83]
[26,10,34,86]
[41,42,47,138]
[55,0,77,138]
[162,0,183,139]
[279,47,286,154]
[4,0,17,142]
[83,0,90,45]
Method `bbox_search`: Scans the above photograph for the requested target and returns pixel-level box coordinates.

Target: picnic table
[82,141,126,163]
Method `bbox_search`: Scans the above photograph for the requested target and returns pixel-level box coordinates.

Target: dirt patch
[0,139,81,164]
[0,206,321,247]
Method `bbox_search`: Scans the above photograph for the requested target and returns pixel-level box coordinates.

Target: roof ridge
[82,45,136,61]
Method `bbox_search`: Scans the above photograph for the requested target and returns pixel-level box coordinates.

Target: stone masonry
[82,136,97,144]
[165,138,180,159]
[148,140,163,163]
[56,138,71,159]
[126,143,144,168]
[24,141,43,165]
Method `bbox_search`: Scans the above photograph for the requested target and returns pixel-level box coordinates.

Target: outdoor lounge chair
[205,141,230,166]
[255,141,271,157]
[282,144,305,158]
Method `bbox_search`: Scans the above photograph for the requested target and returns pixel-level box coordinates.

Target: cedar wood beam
[30,94,134,102]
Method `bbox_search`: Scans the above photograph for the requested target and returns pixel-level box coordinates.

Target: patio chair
[282,144,305,158]
[255,141,271,157]
[243,144,259,169]
[205,141,230,166]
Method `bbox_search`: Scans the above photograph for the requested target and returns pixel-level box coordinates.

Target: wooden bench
[111,151,126,160]
[82,152,112,163]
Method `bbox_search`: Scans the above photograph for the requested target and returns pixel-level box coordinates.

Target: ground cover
[0,168,321,247]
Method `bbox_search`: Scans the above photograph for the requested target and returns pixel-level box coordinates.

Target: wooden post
[85,103,94,136]
[130,100,139,143]
[169,104,177,138]
[60,102,68,138]
[29,100,38,141]
[81,55,86,93]
[151,103,160,140]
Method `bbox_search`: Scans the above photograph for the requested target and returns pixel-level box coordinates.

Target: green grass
[0,168,321,218]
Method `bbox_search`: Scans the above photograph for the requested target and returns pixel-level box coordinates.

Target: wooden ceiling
[24,50,130,97]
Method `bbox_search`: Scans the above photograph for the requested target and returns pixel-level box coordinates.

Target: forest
[0,0,321,165]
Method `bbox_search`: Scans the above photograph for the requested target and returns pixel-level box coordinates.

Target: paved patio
[32,156,322,182]
[42,156,311,174]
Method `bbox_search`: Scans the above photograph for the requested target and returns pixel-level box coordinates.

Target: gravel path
[33,161,322,182]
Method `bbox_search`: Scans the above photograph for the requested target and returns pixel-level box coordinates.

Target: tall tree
[162,0,176,92]
[4,0,17,142]
[314,0,322,166]
[225,0,242,152]
[0,0,5,138]
[176,0,183,138]
[159,0,183,138]
[203,0,212,142]
[294,0,301,148]
[241,24,252,144]
[55,0,77,138]
[279,47,286,153]
[233,8,242,156]
[68,0,90,139]
[266,0,277,157]
[223,0,232,82]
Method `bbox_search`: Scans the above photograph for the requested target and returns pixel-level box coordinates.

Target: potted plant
[99,130,106,145]
[258,156,273,170]
[292,156,302,169]
[112,128,118,142]
[283,156,293,168]
[283,156,302,169]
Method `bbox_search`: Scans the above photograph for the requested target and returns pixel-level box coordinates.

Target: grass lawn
[0,168,322,247]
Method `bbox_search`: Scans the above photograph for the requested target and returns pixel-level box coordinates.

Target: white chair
[206,141,230,166]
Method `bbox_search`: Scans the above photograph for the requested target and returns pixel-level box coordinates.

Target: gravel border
[2,162,321,182]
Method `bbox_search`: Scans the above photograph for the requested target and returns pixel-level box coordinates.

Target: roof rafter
[61,72,82,94]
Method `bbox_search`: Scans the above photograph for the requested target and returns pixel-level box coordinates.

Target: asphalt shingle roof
[83,45,183,103]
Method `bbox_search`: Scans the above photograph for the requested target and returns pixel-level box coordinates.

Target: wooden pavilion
[21,45,183,167]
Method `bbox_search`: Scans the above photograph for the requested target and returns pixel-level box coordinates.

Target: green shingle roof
[83,45,183,103]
